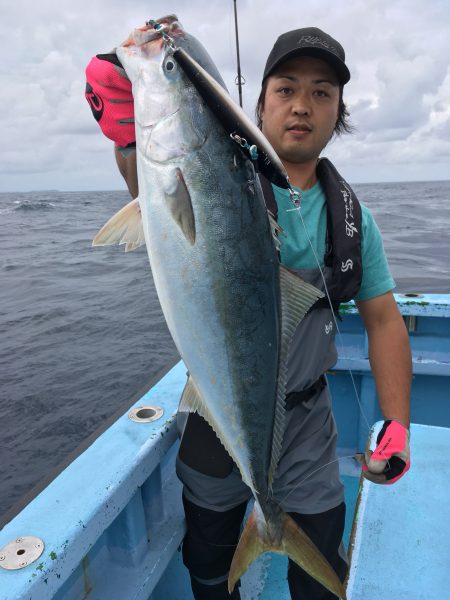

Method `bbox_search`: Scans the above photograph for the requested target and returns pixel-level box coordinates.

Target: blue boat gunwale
[341,292,450,315]
[0,361,191,599]
[0,355,181,532]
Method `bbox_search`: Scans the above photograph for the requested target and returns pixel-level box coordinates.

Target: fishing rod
[233,0,245,108]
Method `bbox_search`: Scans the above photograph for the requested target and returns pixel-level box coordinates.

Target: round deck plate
[128,405,164,423]
[0,536,45,570]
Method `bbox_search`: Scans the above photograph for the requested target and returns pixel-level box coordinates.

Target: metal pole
[233,0,244,108]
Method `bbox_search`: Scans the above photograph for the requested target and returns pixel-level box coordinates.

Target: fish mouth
[123,15,186,49]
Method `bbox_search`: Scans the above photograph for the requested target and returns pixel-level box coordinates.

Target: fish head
[116,16,226,164]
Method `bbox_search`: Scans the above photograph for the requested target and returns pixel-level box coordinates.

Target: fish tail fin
[228,504,346,599]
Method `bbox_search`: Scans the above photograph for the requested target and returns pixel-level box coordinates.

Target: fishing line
[186,455,358,550]
[285,193,371,433]
[277,454,357,507]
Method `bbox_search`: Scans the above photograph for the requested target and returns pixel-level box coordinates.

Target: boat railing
[0,361,189,599]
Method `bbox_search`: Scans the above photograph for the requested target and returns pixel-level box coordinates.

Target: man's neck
[283,158,319,191]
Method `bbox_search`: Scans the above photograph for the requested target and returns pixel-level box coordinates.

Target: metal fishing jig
[230,133,259,161]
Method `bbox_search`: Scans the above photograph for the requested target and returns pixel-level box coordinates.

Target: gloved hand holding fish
[91,14,347,600]
[85,53,135,149]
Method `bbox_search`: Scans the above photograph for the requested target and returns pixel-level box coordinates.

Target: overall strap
[284,375,327,410]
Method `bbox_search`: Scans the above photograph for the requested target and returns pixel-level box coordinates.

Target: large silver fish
[93,16,346,599]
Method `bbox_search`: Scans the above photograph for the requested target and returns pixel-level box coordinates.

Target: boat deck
[1,294,449,599]
[346,423,450,600]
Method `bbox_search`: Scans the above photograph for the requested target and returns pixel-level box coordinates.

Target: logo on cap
[297,35,338,56]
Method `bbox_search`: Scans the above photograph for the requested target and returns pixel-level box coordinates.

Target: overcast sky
[1,0,449,192]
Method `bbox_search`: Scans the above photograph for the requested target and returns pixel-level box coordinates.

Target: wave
[13,200,56,211]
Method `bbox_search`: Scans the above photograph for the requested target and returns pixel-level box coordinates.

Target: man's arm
[356,291,412,427]
[115,147,139,199]
[85,53,139,198]
[355,291,412,484]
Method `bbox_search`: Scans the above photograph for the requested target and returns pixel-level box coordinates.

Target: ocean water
[1,181,449,519]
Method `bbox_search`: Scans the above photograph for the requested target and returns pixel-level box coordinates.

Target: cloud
[0,0,449,190]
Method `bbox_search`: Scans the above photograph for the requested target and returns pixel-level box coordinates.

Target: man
[86,25,412,600]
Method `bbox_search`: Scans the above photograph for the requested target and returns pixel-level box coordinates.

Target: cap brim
[264,47,350,85]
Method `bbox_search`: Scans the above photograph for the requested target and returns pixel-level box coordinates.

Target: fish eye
[164,58,177,74]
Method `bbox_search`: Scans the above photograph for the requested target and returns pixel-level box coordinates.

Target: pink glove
[357,420,410,484]
[85,53,135,149]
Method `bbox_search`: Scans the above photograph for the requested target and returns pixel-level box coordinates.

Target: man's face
[261,56,340,166]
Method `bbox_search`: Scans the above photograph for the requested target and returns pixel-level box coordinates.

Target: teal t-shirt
[273,182,395,302]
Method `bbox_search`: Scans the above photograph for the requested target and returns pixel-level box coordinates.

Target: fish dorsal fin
[165,168,196,245]
[268,266,324,488]
[92,198,145,252]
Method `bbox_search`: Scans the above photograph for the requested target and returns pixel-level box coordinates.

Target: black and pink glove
[357,420,410,484]
[85,53,135,150]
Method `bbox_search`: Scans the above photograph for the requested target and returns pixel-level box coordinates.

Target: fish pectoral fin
[228,505,346,599]
[165,168,196,245]
[92,198,145,252]
[268,267,324,487]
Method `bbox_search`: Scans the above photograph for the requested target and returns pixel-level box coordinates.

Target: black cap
[263,27,350,85]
